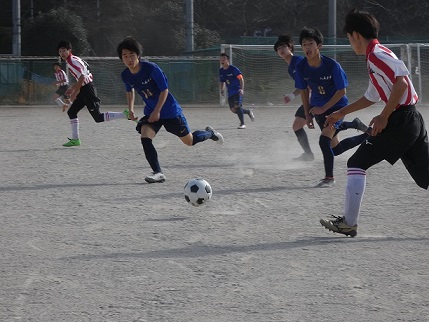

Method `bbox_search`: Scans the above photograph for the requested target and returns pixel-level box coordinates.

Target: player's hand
[283,93,295,104]
[309,106,326,115]
[238,89,244,96]
[368,114,388,136]
[62,104,69,112]
[306,114,315,129]
[148,110,160,123]
[324,110,344,128]
[128,110,138,121]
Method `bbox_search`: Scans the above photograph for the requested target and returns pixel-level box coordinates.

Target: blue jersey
[219,65,242,97]
[288,55,304,81]
[295,55,348,107]
[121,61,182,119]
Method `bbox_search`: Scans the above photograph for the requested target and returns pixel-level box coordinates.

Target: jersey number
[141,89,154,99]
[318,86,326,95]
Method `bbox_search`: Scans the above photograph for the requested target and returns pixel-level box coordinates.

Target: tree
[21,7,90,56]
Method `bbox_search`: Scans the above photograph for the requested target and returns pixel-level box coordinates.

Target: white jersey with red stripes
[54,69,69,86]
[66,54,93,85]
[364,39,418,107]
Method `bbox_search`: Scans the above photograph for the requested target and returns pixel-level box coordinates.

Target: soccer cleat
[352,118,369,133]
[123,109,138,122]
[144,172,166,183]
[316,177,335,188]
[293,152,315,161]
[237,124,246,129]
[62,138,81,147]
[249,109,255,122]
[320,215,358,237]
[205,126,224,145]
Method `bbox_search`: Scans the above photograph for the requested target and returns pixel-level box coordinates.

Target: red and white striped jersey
[66,54,93,85]
[54,69,69,86]
[364,40,418,107]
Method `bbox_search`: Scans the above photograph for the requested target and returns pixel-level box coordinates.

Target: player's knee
[230,107,238,114]
[93,114,104,123]
[67,108,77,119]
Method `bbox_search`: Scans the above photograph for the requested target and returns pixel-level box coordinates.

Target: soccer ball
[184,178,212,207]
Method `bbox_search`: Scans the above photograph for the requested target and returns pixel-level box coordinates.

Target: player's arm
[370,76,408,135]
[126,89,137,120]
[219,81,225,96]
[310,88,346,115]
[148,89,168,123]
[324,96,374,129]
[237,74,244,95]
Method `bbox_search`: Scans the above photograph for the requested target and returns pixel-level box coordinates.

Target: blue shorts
[136,113,191,137]
[227,93,243,108]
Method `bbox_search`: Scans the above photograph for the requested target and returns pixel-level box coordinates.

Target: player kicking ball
[117,37,224,183]
[320,9,429,237]
[57,40,136,147]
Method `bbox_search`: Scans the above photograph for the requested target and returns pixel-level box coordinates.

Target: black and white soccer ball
[184,178,212,207]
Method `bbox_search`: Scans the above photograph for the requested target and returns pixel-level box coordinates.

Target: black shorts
[313,105,344,131]
[136,114,191,137]
[55,85,69,98]
[348,105,429,189]
[295,105,306,119]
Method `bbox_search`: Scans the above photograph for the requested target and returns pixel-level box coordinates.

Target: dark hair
[299,27,323,45]
[220,53,229,59]
[57,40,71,51]
[117,36,143,60]
[53,62,61,67]
[343,8,379,39]
[274,35,294,52]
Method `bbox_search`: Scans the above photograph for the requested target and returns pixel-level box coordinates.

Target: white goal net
[221,43,429,106]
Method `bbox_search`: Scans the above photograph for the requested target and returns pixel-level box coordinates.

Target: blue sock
[192,129,212,145]
[332,133,368,156]
[141,137,161,173]
[319,135,334,178]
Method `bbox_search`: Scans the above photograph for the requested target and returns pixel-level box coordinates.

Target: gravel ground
[0,104,428,322]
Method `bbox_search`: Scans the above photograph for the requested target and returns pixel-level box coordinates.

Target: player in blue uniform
[219,53,255,129]
[284,27,369,187]
[117,37,224,183]
[276,35,368,163]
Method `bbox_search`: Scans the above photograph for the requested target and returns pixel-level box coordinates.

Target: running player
[285,27,370,187]
[219,53,255,129]
[52,62,71,112]
[117,36,224,183]
[320,9,429,236]
[275,35,369,162]
[57,40,135,147]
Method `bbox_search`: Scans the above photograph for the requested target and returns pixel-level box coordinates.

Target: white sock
[344,168,366,226]
[55,97,65,108]
[70,118,79,139]
[104,111,126,121]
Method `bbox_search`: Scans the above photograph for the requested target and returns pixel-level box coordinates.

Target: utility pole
[12,0,21,56]
[185,0,194,53]
[328,0,337,45]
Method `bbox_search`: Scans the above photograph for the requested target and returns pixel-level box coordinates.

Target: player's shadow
[64,236,429,261]
[0,182,142,192]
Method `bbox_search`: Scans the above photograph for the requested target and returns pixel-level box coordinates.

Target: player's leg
[292,105,314,161]
[229,94,246,128]
[317,126,337,187]
[63,95,85,147]
[164,115,224,146]
[336,117,369,133]
[137,117,165,183]
[331,132,369,156]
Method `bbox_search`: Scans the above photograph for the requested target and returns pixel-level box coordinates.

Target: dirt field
[1,104,428,322]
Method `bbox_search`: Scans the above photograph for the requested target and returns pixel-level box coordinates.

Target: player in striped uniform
[52,62,71,112]
[117,37,224,183]
[219,53,255,129]
[57,40,135,147]
[276,35,369,162]
[320,9,429,236]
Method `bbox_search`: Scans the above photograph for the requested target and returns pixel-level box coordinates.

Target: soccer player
[117,36,224,183]
[320,9,429,236]
[52,62,71,112]
[285,27,369,187]
[276,35,369,162]
[219,53,255,129]
[57,40,134,147]
[274,35,314,161]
